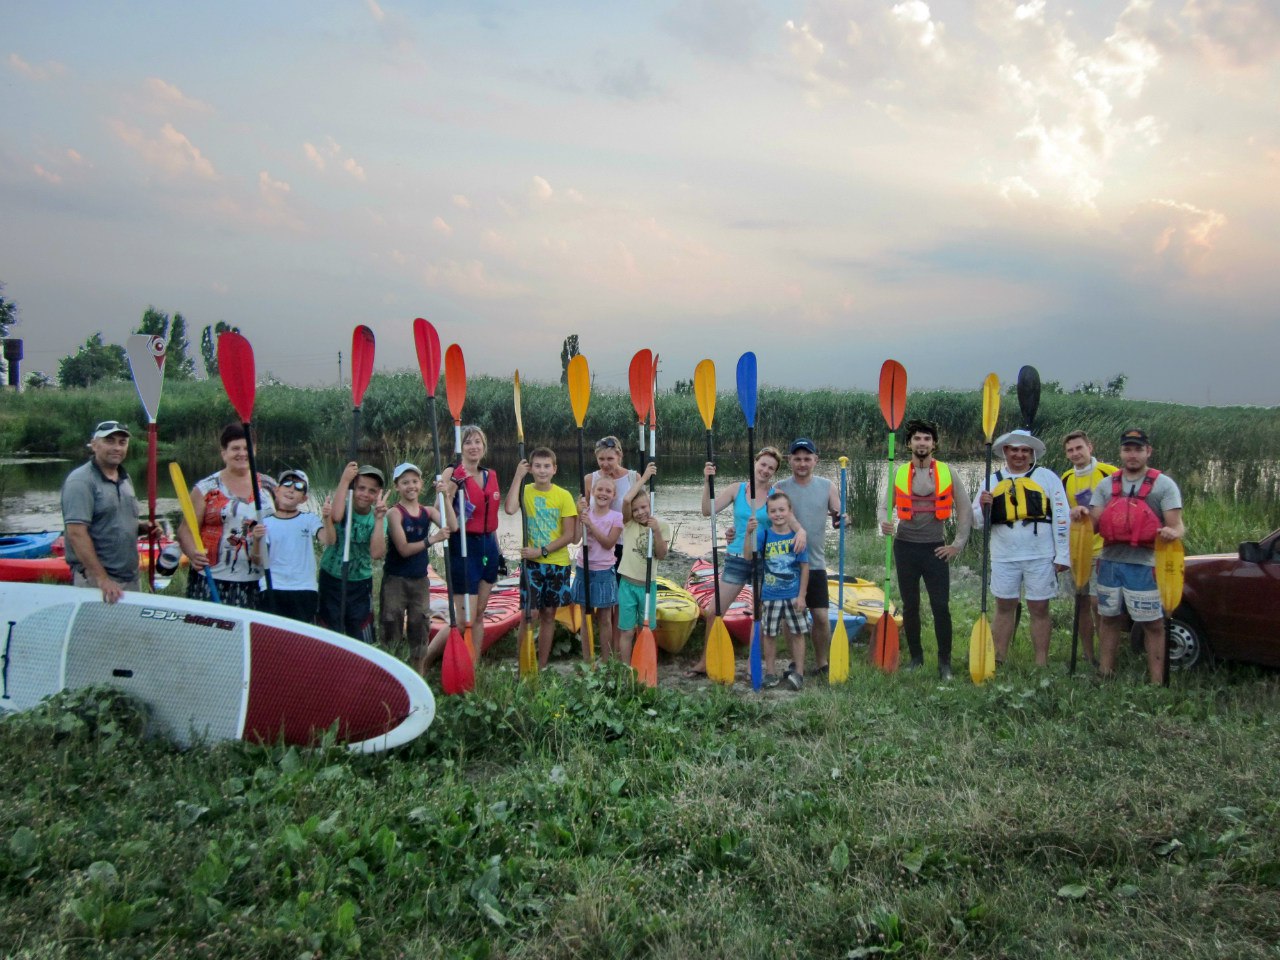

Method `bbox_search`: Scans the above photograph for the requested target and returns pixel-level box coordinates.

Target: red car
[1170,528,1280,669]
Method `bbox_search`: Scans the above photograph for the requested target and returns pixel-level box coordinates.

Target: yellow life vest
[989,470,1051,529]
[894,462,953,520]
[1061,461,1117,554]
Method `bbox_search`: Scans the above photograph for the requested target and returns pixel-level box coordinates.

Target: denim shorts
[721,553,754,586]
[571,567,619,608]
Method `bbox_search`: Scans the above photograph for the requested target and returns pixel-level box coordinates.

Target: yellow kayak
[827,577,902,634]
[555,576,699,654]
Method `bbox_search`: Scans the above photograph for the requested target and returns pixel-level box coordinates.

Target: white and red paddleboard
[0,583,434,752]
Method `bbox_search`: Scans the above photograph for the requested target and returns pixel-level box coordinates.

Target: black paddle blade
[1017,365,1040,431]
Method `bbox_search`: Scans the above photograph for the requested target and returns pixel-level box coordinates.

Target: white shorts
[991,558,1059,602]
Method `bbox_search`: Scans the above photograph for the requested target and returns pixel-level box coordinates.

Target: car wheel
[1167,613,1209,671]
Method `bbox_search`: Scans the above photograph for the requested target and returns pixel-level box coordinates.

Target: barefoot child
[744,491,810,690]
[258,469,325,623]
[503,447,578,669]
[319,462,388,643]
[573,476,624,660]
[617,468,669,663]
[381,462,456,675]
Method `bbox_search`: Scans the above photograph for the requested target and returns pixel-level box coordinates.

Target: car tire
[1167,611,1210,671]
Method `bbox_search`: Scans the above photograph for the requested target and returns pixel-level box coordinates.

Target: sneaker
[938,664,953,681]
[814,664,829,680]
[762,673,780,689]
[906,658,924,671]
[786,672,804,691]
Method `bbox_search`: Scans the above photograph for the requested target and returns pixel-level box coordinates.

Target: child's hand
[248,521,266,542]
[322,495,334,521]
[520,546,541,560]
[514,459,529,480]
[792,597,806,614]
[746,517,757,535]
[340,461,359,485]
[434,476,452,495]
[374,490,389,519]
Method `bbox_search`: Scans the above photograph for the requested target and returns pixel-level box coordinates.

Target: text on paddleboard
[140,609,236,630]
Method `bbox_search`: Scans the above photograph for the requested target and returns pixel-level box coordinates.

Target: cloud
[66,148,87,165]
[452,194,471,209]
[365,0,385,23]
[1183,0,1280,68]
[7,53,67,81]
[303,138,366,181]
[1124,199,1227,274]
[343,157,366,181]
[32,164,62,185]
[109,120,218,179]
[432,216,453,236]
[258,170,291,203]
[422,259,522,299]
[595,57,662,100]
[662,0,768,60]
[303,142,326,170]
[144,77,213,113]
[530,175,553,201]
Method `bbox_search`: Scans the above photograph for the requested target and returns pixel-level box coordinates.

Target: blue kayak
[0,531,60,560]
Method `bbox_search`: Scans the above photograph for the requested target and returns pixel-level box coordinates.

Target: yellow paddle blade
[705,617,735,684]
[970,615,995,684]
[829,618,850,684]
[168,461,207,554]
[982,373,1001,441]
[513,370,524,443]
[1155,539,1185,613]
[568,354,590,427]
[585,611,595,661]
[870,616,899,673]
[1070,519,1093,590]
[694,359,716,431]
[632,626,658,687]
[518,622,538,679]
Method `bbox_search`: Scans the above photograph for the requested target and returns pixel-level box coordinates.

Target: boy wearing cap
[319,461,388,642]
[61,420,155,603]
[382,462,456,673]
[974,429,1070,666]
[1090,429,1184,683]
[775,438,845,678]
[258,469,325,623]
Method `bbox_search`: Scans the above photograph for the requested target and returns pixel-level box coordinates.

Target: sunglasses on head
[96,421,127,433]
[595,438,619,450]
[280,479,308,492]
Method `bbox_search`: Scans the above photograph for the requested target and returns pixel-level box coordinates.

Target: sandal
[683,667,708,679]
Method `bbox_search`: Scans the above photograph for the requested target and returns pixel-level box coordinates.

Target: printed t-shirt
[1092,471,1182,566]
[261,512,323,591]
[775,476,834,570]
[521,484,578,566]
[618,516,674,582]
[319,508,385,581]
[578,508,623,571]
[193,471,277,582]
[755,526,809,601]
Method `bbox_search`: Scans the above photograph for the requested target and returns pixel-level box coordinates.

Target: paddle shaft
[883,431,896,597]
[339,404,361,625]
[705,429,723,615]
[979,441,994,615]
[454,421,471,629]
[837,459,847,610]
[643,419,657,625]
[577,425,592,634]
[747,425,761,622]
[239,419,273,600]
[428,396,458,628]
[147,422,157,590]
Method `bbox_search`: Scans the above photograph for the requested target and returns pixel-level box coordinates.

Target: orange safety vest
[894,461,953,521]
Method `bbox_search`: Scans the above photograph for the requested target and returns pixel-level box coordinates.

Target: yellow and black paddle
[1156,537,1185,686]
[513,370,538,679]
[829,456,851,683]
[567,354,595,662]
[1067,515,1093,674]
[970,372,1000,685]
[169,461,221,603]
[695,359,735,685]
[871,360,906,673]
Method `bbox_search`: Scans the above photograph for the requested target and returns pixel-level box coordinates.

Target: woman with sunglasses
[176,422,277,609]
[440,425,503,656]
[585,435,644,641]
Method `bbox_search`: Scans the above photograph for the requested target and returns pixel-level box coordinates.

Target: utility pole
[337,350,343,388]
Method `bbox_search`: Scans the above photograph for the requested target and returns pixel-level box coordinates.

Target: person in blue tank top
[380,462,456,676]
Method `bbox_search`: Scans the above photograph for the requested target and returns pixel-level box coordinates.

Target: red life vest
[894,462,954,520]
[1098,470,1163,548]
[452,466,500,534]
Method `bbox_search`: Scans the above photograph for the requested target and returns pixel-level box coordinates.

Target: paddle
[169,461,220,603]
[125,334,166,590]
[631,362,659,687]
[216,331,273,599]
[829,456,851,683]
[696,359,734,685]
[736,351,763,691]
[970,373,1000,685]
[871,360,906,673]
[1156,537,1185,686]
[1067,515,1093,675]
[445,343,476,661]
[413,319,470,695]
[567,353,595,661]
[338,325,375,627]
[514,370,537,679]
[629,350,653,469]
[1009,364,1042,641]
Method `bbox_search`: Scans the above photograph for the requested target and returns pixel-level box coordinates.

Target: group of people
[61,410,1184,685]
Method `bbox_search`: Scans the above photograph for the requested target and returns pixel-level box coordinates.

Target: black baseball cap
[789,438,817,455]
[1120,428,1150,447]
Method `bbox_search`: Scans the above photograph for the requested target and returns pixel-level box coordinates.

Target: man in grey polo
[61,420,153,603]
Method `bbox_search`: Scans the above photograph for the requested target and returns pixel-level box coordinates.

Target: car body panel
[1178,528,1280,668]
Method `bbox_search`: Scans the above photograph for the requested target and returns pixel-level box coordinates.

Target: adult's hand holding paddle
[696,359,734,685]
[970,372,1000,684]
[871,360,906,673]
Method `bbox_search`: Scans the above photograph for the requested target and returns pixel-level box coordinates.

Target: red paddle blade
[878,360,907,430]
[871,616,900,673]
[351,325,375,408]
[445,344,467,423]
[628,350,653,421]
[649,353,659,428]
[217,331,256,423]
[413,318,442,397]
[632,626,658,687]
[442,627,475,694]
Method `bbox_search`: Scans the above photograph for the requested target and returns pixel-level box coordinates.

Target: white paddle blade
[126,334,166,422]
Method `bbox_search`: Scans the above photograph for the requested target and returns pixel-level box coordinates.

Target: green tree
[560,334,580,387]
[24,370,53,390]
[58,332,128,388]
[199,320,238,379]
[1073,373,1127,398]
[136,306,169,339]
[0,282,16,339]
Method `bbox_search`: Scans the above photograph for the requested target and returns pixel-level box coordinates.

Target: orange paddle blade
[568,354,590,427]
[442,627,475,694]
[632,626,658,687]
[705,617,734,685]
[878,360,907,431]
[628,350,653,421]
[870,615,899,673]
[1070,519,1093,590]
[1155,539,1185,613]
[463,626,476,663]
[445,344,467,423]
[970,615,995,684]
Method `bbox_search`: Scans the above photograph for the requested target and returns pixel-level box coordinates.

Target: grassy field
[4,558,1279,959]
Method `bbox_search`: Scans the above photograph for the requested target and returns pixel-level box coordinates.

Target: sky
[2,0,1278,405]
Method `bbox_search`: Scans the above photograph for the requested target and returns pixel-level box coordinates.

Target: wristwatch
[540,546,548,557]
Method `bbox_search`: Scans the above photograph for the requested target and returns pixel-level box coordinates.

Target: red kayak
[428,578,523,654]
[686,558,756,645]
[0,537,182,584]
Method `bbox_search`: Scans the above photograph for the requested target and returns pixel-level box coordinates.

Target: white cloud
[452,194,471,209]
[66,148,87,165]
[32,164,62,185]
[258,170,291,203]
[303,137,366,181]
[365,0,386,23]
[343,157,367,181]
[144,77,213,113]
[303,142,326,171]
[1183,0,1280,68]
[422,259,522,299]
[110,120,218,179]
[432,216,452,236]
[530,176,553,201]
[1124,198,1227,274]
[7,53,67,81]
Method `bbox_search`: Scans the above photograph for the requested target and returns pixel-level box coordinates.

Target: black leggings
[893,539,953,664]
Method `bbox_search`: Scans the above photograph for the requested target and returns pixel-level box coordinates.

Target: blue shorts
[618,578,659,632]
[522,562,572,612]
[1097,560,1163,622]
[571,567,619,608]
[721,553,754,586]
[449,532,501,594]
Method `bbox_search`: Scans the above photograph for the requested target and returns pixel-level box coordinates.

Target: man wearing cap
[974,429,1070,666]
[1089,429,1184,683]
[61,420,156,603]
[319,461,388,642]
[776,438,846,678]
[880,418,974,678]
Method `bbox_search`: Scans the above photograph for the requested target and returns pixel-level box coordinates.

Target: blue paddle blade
[750,623,763,691]
[736,351,758,428]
